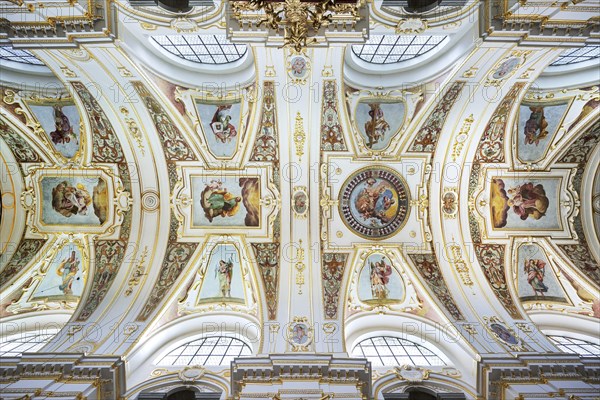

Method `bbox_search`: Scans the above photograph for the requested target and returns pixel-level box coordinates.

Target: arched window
[351,336,446,367]
[351,35,446,64]
[157,336,251,366]
[0,329,59,357]
[151,35,247,64]
[548,335,600,357]
[0,47,45,65]
[549,45,599,66]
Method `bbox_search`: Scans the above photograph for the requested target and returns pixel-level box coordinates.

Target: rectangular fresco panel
[517,101,569,163]
[191,175,260,227]
[517,244,568,303]
[29,103,81,159]
[490,177,561,230]
[195,100,242,158]
[41,176,108,226]
[31,245,85,300]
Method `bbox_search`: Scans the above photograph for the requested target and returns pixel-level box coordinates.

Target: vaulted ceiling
[0,0,599,398]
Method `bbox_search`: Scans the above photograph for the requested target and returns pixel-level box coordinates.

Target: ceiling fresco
[0,0,598,398]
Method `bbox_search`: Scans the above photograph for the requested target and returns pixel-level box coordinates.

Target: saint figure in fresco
[364,103,390,148]
[51,181,93,218]
[370,258,393,299]
[56,250,79,295]
[216,258,234,298]
[506,183,549,221]
[200,180,242,222]
[523,106,549,146]
[49,105,77,145]
[524,258,549,297]
[210,105,238,143]
[355,178,396,224]
[293,324,307,344]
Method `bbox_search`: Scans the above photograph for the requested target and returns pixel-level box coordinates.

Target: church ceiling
[0,0,599,396]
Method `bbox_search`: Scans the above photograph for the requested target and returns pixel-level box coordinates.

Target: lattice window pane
[151,35,247,65]
[157,336,252,366]
[351,336,446,367]
[548,335,600,357]
[352,35,446,64]
[0,330,59,357]
[0,47,45,66]
[550,45,600,66]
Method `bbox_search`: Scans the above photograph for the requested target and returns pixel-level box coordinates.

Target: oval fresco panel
[339,167,410,238]
[355,100,405,151]
[358,253,404,305]
[491,57,520,80]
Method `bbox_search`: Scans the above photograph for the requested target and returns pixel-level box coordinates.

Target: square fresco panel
[195,100,242,158]
[41,176,108,226]
[32,245,85,300]
[490,177,561,230]
[517,244,568,303]
[356,101,405,151]
[517,101,570,163]
[29,103,81,159]
[191,176,260,227]
[198,244,245,304]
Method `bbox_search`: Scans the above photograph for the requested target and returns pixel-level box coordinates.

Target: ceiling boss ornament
[226,0,369,52]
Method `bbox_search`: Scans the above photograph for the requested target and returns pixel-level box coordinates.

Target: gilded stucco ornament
[395,18,427,34]
[170,17,198,33]
[484,50,532,87]
[395,365,430,383]
[179,366,206,382]
[287,316,313,352]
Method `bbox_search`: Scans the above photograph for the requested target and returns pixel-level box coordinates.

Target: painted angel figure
[56,250,79,295]
[370,259,393,300]
[355,178,395,224]
[524,258,549,297]
[216,258,234,298]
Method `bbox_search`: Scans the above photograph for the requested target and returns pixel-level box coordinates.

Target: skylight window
[548,335,600,357]
[550,45,600,66]
[0,329,59,358]
[351,336,447,367]
[151,35,247,64]
[352,35,447,64]
[0,47,45,66]
[157,336,252,366]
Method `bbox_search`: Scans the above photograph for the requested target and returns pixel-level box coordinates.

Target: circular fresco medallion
[339,167,410,238]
